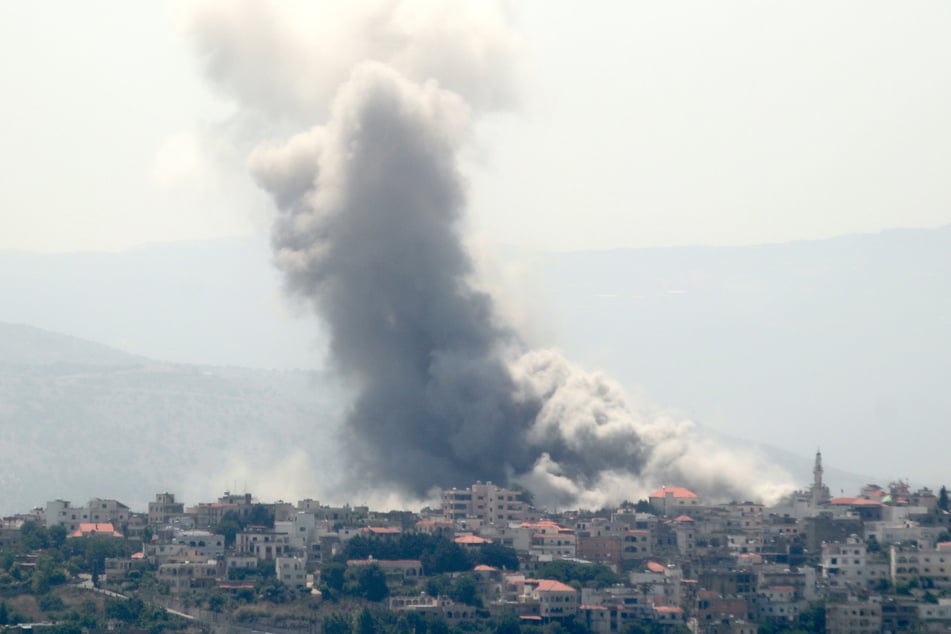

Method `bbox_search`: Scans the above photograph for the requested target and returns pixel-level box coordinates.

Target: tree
[535,560,621,589]
[21,521,49,550]
[357,608,378,634]
[350,564,389,601]
[324,614,353,634]
[495,617,522,634]
[938,486,949,512]
[633,500,657,514]
[475,543,519,570]
[47,524,68,549]
[422,540,470,575]
[449,575,481,607]
[215,513,243,548]
[321,562,347,592]
[246,504,275,528]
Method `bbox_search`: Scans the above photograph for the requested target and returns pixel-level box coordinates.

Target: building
[527,579,578,620]
[442,482,534,524]
[148,493,185,527]
[45,498,130,532]
[825,600,882,634]
[275,556,308,588]
[648,487,700,517]
[236,528,291,560]
[890,542,951,590]
[821,536,873,589]
[522,520,576,558]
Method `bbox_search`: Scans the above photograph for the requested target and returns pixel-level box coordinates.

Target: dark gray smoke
[187,1,793,507]
[251,63,643,494]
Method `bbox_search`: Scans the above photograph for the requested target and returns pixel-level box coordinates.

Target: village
[1,452,950,634]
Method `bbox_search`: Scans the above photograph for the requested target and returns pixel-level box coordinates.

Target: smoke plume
[184,0,793,507]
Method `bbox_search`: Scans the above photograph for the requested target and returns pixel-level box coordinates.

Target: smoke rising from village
[184,0,793,508]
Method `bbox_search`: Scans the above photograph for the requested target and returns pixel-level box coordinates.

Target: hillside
[0,323,340,515]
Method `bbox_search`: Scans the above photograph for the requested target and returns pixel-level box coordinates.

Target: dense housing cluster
[1,452,950,633]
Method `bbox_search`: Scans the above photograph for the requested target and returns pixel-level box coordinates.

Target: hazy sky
[2,1,950,254]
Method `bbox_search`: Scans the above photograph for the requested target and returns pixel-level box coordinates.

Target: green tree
[215,513,243,548]
[535,560,620,589]
[21,521,49,550]
[357,608,379,634]
[322,562,347,592]
[423,540,471,575]
[246,504,275,528]
[430,617,450,634]
[474,543,519,570]
[633,500,657,514]
[208,593,226,612]
[356,564,389,601]
[324,613,353,634]
[449,575,481,607]
[47,524,68,549]
[495,617,522,634]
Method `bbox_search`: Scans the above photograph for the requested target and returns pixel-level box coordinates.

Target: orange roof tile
[534,579,577,593]
[646,561,666,573]
[829,497,883,507]
[454,535,492,545]
[67,523,123,538]
[648,486,698,499]
[362,527,401,534]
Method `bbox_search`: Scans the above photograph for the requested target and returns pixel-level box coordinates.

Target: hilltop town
[0,453,949,634]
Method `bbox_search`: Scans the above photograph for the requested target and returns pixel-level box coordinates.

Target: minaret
[812,449,825,507]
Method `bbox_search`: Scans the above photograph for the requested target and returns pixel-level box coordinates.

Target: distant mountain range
[0,322,341,516]
[2,225,948,507]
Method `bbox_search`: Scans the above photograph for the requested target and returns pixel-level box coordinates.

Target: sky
[2,1,951,254]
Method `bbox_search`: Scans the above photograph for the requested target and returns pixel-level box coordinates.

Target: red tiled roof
[131,552,145,559]
[646,561,666,573]
[534,579,577,593]
[648,486,698,499]
[768,585,795,592]
[67,523,123,538]
[520,520,566,530]
[455,535,492,545]
[218,582,255,590]
[362,527,401,534]
[654,606,683,614]
[673,515,694,522]
[829,497,883,507]
[474,564,499,572]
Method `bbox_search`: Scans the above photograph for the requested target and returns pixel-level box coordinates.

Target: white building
[275,556,308,589]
